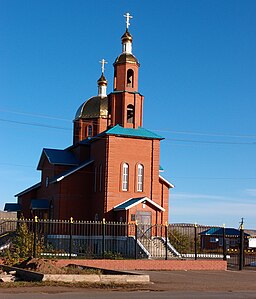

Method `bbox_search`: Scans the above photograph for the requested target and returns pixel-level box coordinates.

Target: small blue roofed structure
[200,227,250,237]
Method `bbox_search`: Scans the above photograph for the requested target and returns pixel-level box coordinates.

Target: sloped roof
[200,227,250,237]
[114,196,165,212]
[50,160,94,183]
[105,125,163,140]
[37,148,79,170]
[159,175,174,188]
[4,203,21,212]
[15,182,41,197]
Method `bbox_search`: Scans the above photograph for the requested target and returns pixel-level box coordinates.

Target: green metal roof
[105,125,163,140]
[114,196,165,212]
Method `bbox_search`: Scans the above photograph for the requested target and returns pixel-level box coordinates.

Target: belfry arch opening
[127,104,134,123]
[127,69,134,88]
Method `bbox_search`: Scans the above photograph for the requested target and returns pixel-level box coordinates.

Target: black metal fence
[0,217,255,269]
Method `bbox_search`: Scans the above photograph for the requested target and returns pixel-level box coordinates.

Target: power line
[170,176,256,180]
[0,118,71,131]
[0,109,70,122]
[0,163,255,182]
[0,163,34,168]
[2,108,256,140]
[165,138,256,145]
[1,116,255,145]
[151,129,256,139]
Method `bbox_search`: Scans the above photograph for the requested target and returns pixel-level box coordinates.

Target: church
[5,14,174,225]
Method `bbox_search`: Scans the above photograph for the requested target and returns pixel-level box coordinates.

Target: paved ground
[1,270,256,298]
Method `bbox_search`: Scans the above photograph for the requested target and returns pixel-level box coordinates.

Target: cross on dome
[99,59,108,74]
[124,12,133,30]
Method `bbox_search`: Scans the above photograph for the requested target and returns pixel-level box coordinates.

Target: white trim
[114,196,165,212]
[159,175,174,188]
[52,160,94,183]
[122,163,129,191]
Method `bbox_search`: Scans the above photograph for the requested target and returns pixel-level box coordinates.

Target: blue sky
[0,0,256,228]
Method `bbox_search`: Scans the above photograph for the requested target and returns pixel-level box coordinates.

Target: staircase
[138,236,181,259]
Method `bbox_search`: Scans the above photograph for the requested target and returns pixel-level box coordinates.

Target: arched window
[122,163,129,191]
[88,125,93,137]
[127,69,134,87]
[127,104,134,123]
[137,164,144,192]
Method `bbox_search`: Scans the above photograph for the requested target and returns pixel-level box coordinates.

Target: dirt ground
[1,269,256,294]
[1,259,256,294]
[11,258,100,274]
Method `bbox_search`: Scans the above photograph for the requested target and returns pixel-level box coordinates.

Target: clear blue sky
[0,0,256,228]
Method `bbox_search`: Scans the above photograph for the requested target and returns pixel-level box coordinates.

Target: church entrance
[136,211,152,238]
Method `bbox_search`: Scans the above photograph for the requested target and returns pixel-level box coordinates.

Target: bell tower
[109,13,144,129]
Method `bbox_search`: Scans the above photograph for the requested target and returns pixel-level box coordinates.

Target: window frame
[137,164,144,192]
[122,163,129,191]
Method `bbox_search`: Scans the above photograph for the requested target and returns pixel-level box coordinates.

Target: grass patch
[0,280,142,289]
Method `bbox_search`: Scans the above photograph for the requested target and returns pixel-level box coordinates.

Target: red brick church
[5,14,174,225]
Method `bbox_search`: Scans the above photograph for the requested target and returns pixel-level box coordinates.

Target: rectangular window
[131,214,136,221]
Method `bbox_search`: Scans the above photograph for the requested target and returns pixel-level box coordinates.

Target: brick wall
[55,259,227,271]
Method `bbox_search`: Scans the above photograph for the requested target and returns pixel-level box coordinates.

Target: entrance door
[136,211,152,238]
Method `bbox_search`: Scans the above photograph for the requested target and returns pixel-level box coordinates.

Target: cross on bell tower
[124,12,133,30]
[99,58,108,74]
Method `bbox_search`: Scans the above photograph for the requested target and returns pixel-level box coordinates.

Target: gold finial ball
[122,30,133,43]
[97,73,107,86]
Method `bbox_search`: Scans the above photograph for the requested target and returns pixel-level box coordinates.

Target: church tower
[108,13,144,129]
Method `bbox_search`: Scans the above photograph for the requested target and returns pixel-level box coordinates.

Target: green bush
[4,221,44,264]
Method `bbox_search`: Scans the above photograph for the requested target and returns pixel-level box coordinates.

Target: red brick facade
[13,27,174,225]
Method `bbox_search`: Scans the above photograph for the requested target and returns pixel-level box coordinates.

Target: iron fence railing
[0,217,254,267]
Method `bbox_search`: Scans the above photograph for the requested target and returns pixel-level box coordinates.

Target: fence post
[165,222,168,260]
[69,217,74,259]
[239,222,244,271]
[134,221,138,259]
[194,223,198,260]
[222,224,227,261]
[102,218,106,259]
[33,216,38,258]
